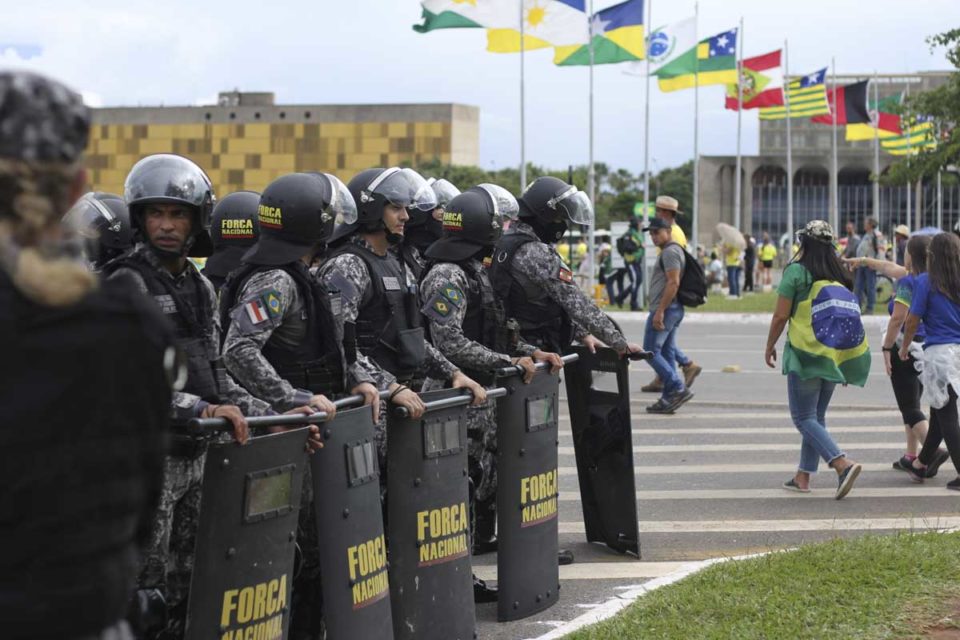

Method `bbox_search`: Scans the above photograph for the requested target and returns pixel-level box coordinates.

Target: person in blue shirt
[900,232,960,491]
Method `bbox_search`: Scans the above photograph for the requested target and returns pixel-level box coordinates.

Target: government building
[697,71,956,243]
[84,90,480,197]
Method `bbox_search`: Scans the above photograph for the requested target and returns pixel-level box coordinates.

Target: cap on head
[0,71,90,164]
[642,217,672,233]
[211,191,260,249]
[655,195,681,216]
[796,219,835,244]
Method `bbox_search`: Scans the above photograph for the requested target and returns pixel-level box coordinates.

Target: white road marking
[473,561,688,582]
[559,411,903,421]
[559,426,909,435]
[555,487,960,501]
[557,442,905,455]
[555,463,895,476]
[557,516,960,534]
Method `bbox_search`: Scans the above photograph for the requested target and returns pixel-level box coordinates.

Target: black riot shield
[494,367,561,621]
[387,388,475,640]
[185,428,309,640]
[311,404,393,640]
[563,346,640,557]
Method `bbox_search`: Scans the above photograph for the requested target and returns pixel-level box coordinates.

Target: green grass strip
[566,531,960,640]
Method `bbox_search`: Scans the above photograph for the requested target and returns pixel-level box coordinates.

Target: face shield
[319,173,358,225]
[476,183,519,220]
[367,167,436,211]
[547,186,594,225]
[430,178,461,210]
[63,193,120,240]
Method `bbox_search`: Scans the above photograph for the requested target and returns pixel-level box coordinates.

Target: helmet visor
[124,154,213,209]
[476,183,519,220]
[63,194,120,239]
[550,187,594,225]
[430,178,461,210]
[321,173,358,225]
[371,168,435,210]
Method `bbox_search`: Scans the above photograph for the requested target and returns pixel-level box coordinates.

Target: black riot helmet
[425,184,518,263]
[124,153,216,258]
[62,192,134,268]
[243,172,356,266]
[203,190,260,280]
[405,178,461,252]
[518,176,594,243]
[331,167,435,243]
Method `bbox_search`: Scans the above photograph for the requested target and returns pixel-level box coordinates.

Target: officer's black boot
[472,494,498,555]
[473,574,498,603]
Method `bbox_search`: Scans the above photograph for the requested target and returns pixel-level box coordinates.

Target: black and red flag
[811,80,871,125]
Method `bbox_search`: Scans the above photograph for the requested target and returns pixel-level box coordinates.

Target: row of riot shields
[180,347,641,640]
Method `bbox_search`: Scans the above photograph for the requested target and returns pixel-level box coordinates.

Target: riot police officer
[420,184,564,599]
[0,71,174,640]
[489,176,644,357]
[202,190,260,292]
[318,168,487,423]
[62,191,134,269]
[104,154,285,638]
[401,177,461,260]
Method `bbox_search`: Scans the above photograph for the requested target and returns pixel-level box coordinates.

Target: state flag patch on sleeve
[558,267,574,283]
[245,298,270,324]
[245,289,283,325]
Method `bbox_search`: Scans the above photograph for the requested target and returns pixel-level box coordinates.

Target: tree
[883,28,960,185]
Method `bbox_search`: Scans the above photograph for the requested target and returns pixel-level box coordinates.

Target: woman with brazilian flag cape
[766,220,867,499]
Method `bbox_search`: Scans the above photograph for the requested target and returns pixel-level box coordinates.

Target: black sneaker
[905,462,926,484]
[835,463,862,500]
[925,450,952,478]
[893,455,916,471]
[947,477,960,491]
[646,398,674,414]
[664,389,694,412]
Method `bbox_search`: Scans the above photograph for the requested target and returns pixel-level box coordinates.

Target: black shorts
[761,260,774,268]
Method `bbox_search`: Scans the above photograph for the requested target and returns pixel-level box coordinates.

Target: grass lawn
[566,532,960,640]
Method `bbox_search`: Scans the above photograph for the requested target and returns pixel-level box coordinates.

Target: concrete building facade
[697,71,956,244]
[84,90,480,198]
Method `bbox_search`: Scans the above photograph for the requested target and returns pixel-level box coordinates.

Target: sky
[2,0,957,175]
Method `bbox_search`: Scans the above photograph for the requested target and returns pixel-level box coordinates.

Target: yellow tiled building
[85,91,480,198]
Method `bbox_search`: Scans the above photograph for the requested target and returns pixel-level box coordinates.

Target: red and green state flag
[811,80,870,126]
[846,92,903,141]
[724,50,783,110]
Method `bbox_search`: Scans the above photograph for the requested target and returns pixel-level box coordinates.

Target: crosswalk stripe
[558,411,903,421]
[473,562,685,582]
[559,426,908,436]
[557,516,960,534]
[555,463,894,476]
[557,442,905,455]
[555,487,960,501]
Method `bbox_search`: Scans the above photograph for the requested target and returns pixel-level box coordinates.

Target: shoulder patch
[558,267,574,283]
[262,289,283,318]
[326,270,358,303]
[440,284,464,308]
[421,292,457,325]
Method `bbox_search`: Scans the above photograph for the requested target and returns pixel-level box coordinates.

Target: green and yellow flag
[881,119,936,156]
[654,27,738,92]
[554,0,644,66]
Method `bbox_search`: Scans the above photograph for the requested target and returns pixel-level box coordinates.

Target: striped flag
[758,68,830,120]
[881,119,936,156]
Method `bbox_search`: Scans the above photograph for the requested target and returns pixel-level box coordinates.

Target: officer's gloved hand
[581,334,608,353]
[451,371,487,405]
[202,404,249,444]
[511,356,537,384]
[309,393,336,419]
[624,343,653,361]
[389,383,425,419]
[352,382,381,424]
[267,406,324,453]
[532,349,564,374]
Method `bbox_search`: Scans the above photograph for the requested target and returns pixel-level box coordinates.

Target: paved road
[474,316,960,640]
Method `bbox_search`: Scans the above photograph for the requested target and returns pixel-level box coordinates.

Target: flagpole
[785,39,793,242]
[937,167,944,230]
[905,82,911,230]
[587,0,596,290]
[830,56,839,232]
[520,1,527,191]
[692,1,700,252]
[734,16,743,232]
[642,0,653,218]
[873,71,880,226]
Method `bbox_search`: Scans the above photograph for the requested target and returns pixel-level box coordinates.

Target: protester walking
[743,234,756,293]
[900,233,960,490]
[765,220,867,499]
[854,216,884,313]
[759,232,777,289]
[724,240,743,298]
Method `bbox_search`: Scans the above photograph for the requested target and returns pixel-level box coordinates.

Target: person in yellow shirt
[724,242,743,298]
[641,195,701,393]
[758,232,777,288]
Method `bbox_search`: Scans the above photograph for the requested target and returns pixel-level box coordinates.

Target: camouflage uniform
[109,244,273,619]
[499,221,628,351]
[317,235,458,456]
[420,259,536,502]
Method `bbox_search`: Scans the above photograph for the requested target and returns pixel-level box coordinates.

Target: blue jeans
[854,267,876,313]
[726,266,741,297]
[643,302,686,397]
[628,262,643,310]
[786,373,844,473]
